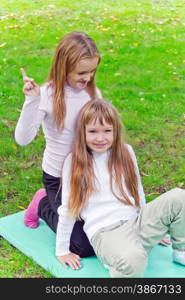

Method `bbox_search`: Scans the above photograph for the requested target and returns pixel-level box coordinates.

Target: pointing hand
[20,68,40,97]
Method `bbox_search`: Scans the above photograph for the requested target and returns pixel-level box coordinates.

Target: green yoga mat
[0,211,184,278]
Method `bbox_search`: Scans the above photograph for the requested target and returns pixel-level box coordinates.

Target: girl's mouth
[78,80,87,85]
[93,143,107,148]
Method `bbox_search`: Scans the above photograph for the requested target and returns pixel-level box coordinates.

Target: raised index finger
[20,68,27,80]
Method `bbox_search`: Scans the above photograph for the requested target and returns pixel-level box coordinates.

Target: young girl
[15,31,101,257]
[56,99,185,277]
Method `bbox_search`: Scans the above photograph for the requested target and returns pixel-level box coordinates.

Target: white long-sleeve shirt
[56,145,145,256]
[15,84,102,177]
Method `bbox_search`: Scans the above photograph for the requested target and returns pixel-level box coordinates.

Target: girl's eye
[88,130,96,133]
[78,70,95,76]
[105,129,112,132]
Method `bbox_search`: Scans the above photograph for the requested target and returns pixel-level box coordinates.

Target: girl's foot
[173,249,185,266]
[24,189,47,228]
[159,235,171,247]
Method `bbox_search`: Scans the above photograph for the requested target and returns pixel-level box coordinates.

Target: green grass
[1,0,185,277]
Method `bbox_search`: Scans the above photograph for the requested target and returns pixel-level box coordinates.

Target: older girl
[15,31,101,257]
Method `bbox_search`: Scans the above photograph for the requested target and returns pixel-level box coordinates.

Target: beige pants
[91,188,185,278]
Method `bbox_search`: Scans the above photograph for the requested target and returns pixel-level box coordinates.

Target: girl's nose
[96,133,104,141]
[84,73,91,82]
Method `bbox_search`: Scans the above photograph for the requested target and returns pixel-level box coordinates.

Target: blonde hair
[68,99,140,219]
[48,31,101,129]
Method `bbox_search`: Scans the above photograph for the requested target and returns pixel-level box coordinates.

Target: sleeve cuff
[56,250,71,256]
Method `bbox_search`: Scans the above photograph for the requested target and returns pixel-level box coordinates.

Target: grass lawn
[0,0,185,277]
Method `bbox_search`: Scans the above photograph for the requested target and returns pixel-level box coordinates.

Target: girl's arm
[14,69,46,146]
[127,144,146,206]
[56,211,81,269]
[14,95,45,145]
[56,154,81,270]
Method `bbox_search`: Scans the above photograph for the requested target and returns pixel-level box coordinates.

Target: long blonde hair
[48,31,101,129]
[68,99,140,219]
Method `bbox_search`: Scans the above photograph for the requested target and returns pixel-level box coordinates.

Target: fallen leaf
[12,144,18,150]
[133,42,139,47]
[20,161,35,169]
[0,43,7,48]
[177,182,184,188]
[96,25,110,32]
[110,15,118,21]
[141,171,149,177]
[1,119,12,128]
[48,4,56,8]
[18,206,26,210]
[147,192,160,196]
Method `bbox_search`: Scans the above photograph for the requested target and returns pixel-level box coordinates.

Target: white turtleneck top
[56,145,145,256]
[15,83,102,177]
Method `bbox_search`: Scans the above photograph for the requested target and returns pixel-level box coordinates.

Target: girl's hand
[57,253,81,270]
[20,68,40,97]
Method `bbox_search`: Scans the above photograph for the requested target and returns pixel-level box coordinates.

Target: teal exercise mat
[0,211,184,278]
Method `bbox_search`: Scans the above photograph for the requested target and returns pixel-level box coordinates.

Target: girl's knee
[114,250,148,278]
[171,189,185,208]
[160,188,185,210]
[168,188,185,200]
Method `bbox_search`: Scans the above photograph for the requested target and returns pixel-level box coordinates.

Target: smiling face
[67,56,99,90]
[85,118,114,153]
